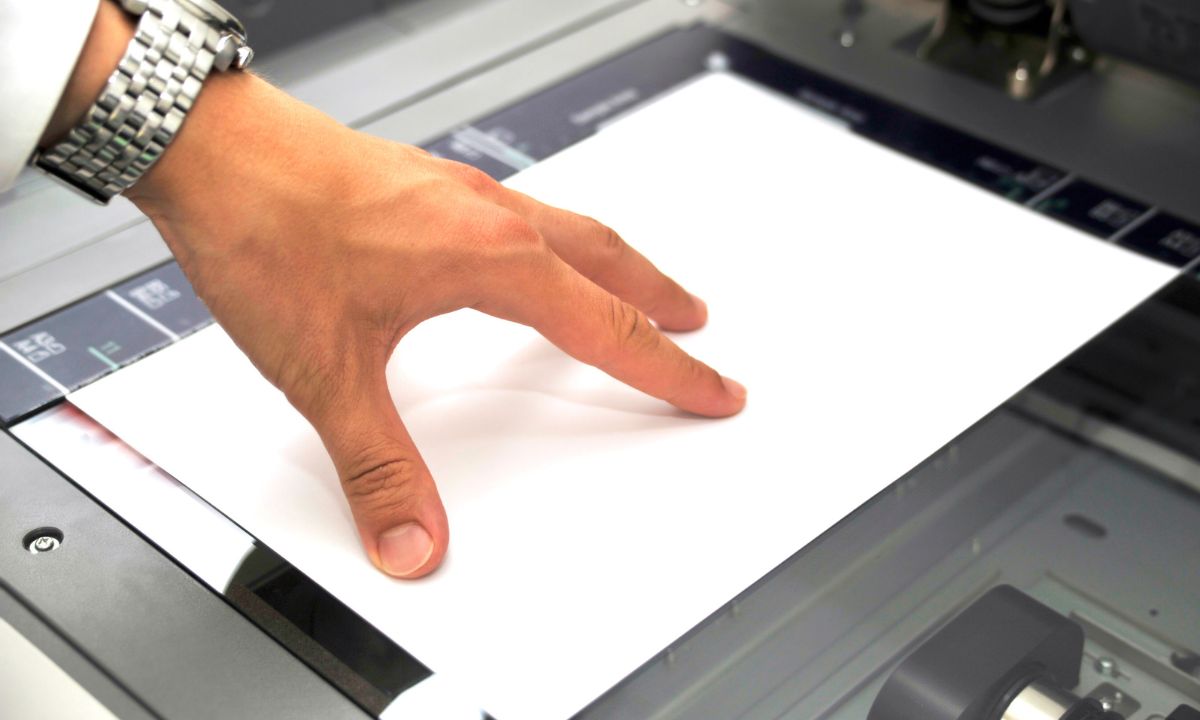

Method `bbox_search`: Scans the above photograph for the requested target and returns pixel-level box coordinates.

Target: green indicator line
[87,346,120,371]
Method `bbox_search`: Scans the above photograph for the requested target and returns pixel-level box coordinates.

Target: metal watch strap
[34,0,224,205]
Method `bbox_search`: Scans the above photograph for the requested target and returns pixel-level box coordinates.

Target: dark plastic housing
[868,585,1084,720]
[1070,0,1200,87]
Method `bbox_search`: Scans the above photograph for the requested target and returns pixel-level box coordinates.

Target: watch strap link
[35,0,222,204]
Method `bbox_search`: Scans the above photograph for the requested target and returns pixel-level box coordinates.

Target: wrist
[35,0,258,206]
[125,71,356,256]
[123,69,260,212]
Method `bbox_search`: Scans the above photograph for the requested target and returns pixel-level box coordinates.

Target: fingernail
[378,523,434,578]
[722,376,747,401]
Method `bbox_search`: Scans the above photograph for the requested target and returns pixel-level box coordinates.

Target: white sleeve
[0,0,102,193]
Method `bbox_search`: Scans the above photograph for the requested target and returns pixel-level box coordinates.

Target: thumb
[307,375,449,579]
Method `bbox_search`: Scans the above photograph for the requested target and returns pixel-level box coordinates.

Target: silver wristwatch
[33,0,253,205]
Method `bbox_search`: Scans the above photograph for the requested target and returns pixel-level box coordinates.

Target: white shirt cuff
[0,0,104,193]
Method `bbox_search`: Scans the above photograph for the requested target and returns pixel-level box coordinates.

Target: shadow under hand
[394,338,698,422]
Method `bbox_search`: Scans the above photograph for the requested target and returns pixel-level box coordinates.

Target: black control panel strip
[0,262,214,425]
[3,25,1199,427]
[428,25,1200,260]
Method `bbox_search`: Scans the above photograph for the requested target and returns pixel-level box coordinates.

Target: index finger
[485,251,746,418]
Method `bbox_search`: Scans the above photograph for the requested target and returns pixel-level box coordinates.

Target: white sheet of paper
[70,73,1175,720]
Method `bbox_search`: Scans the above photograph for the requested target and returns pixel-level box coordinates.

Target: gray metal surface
[361,0,725,143]
[0,431,370,719]
[0,611,119,720]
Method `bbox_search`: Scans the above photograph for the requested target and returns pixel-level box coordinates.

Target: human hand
[54,5,746,579]
[123,73,746,578]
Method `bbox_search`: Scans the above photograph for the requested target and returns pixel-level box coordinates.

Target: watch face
[176,0,247,38]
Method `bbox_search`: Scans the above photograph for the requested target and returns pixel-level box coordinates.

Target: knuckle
[342,451,423,516]
[592,219,626,259]
[665,356,714,407]
[449,161,500,196]
[481,211,545,255]
[600,295,658,365]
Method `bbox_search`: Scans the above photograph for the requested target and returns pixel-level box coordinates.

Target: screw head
[30,536,59,553]
[23,527,64,554]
